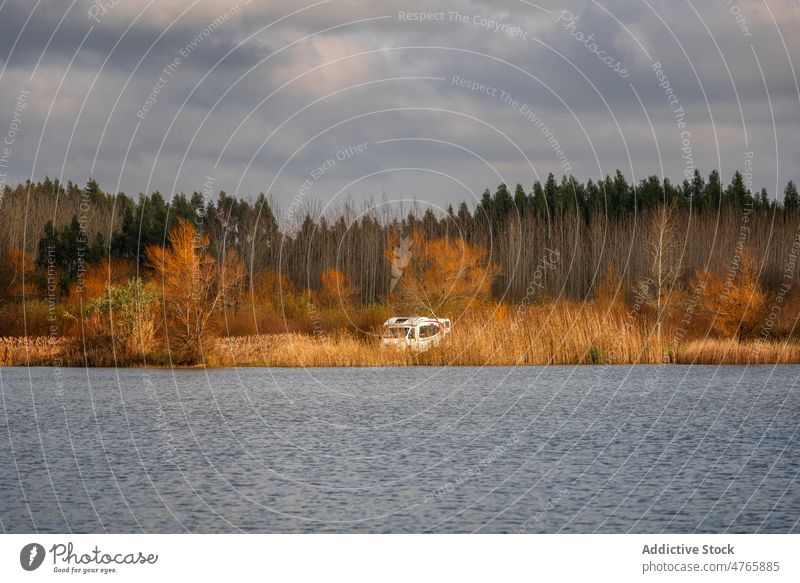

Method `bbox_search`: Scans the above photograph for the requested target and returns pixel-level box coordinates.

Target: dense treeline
[1,169,798,305]
[3,169,800,365]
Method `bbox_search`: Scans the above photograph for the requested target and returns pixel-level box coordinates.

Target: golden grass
[4,302,800,367]
[674,338,800,364]
[420,303,660,366]
[208,333,413,367]
[1,335,143,367]
[207,303,679,367]
[0,336,77,366]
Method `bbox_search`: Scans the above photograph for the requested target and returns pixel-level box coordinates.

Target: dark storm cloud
[0,0,798,210]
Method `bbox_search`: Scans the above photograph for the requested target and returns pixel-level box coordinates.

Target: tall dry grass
[5,302,800,367]
[0,336,79,366]
[675,338,800,364]
[208,333,413,367]
[206,302,667,367]
[421,303,659,365]
[1,335,146,367]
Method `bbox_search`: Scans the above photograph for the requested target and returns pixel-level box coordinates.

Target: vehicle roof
[384,316,451,326]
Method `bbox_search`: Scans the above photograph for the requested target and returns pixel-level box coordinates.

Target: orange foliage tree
[318,268,357,308]
[67,258,137,306]
[593,264,628,309]
[388,231,499,315]
[233,267,302,334]
[0,246,36,302]
[147,218,244,363]
[692,247,766,339]
[252,268,294,304]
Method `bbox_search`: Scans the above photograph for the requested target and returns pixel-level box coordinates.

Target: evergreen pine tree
[784,181,799,211]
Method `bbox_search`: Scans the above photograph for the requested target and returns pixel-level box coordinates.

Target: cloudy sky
[0,0,798,212]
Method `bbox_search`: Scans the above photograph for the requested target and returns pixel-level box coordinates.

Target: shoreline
[1,363,793,369]
[3,334,799,367]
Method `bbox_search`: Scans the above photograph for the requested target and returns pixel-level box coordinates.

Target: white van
[381,316,451,351]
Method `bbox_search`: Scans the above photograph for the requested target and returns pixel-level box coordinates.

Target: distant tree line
[1,169,799,308]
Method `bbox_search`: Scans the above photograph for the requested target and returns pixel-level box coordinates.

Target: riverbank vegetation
[2,170,800,367]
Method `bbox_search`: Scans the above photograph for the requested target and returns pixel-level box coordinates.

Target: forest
[1,168,800,366]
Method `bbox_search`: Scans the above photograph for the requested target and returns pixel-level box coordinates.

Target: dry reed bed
[675,338,800,364]
[210,306,688,367]
[0,336,77,366]
[209,333,414,367]
[426,305,661,365]
[5,317,800,368]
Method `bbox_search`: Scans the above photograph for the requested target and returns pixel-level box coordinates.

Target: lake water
[1,365,798,533]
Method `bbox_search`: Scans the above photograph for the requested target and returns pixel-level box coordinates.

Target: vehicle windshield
[383,326,411,339]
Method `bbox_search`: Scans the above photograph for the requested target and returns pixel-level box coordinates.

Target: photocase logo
[20,543,45,571]
[389,235,413,292]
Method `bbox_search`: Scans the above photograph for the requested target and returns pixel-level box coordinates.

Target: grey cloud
[0,0,798,210]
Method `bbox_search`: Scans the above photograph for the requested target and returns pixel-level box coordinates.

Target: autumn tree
[0,246,36,302]
[389,230,499,315]
[67,258,137,307]
[85,277,157,364]
[318,268,357,308]
[692,247,765,339]
[147,218,244,363]
[250,267,295,311]
[593,264,627,309]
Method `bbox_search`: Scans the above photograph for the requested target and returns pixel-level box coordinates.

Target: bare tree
[638,202,683,353]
